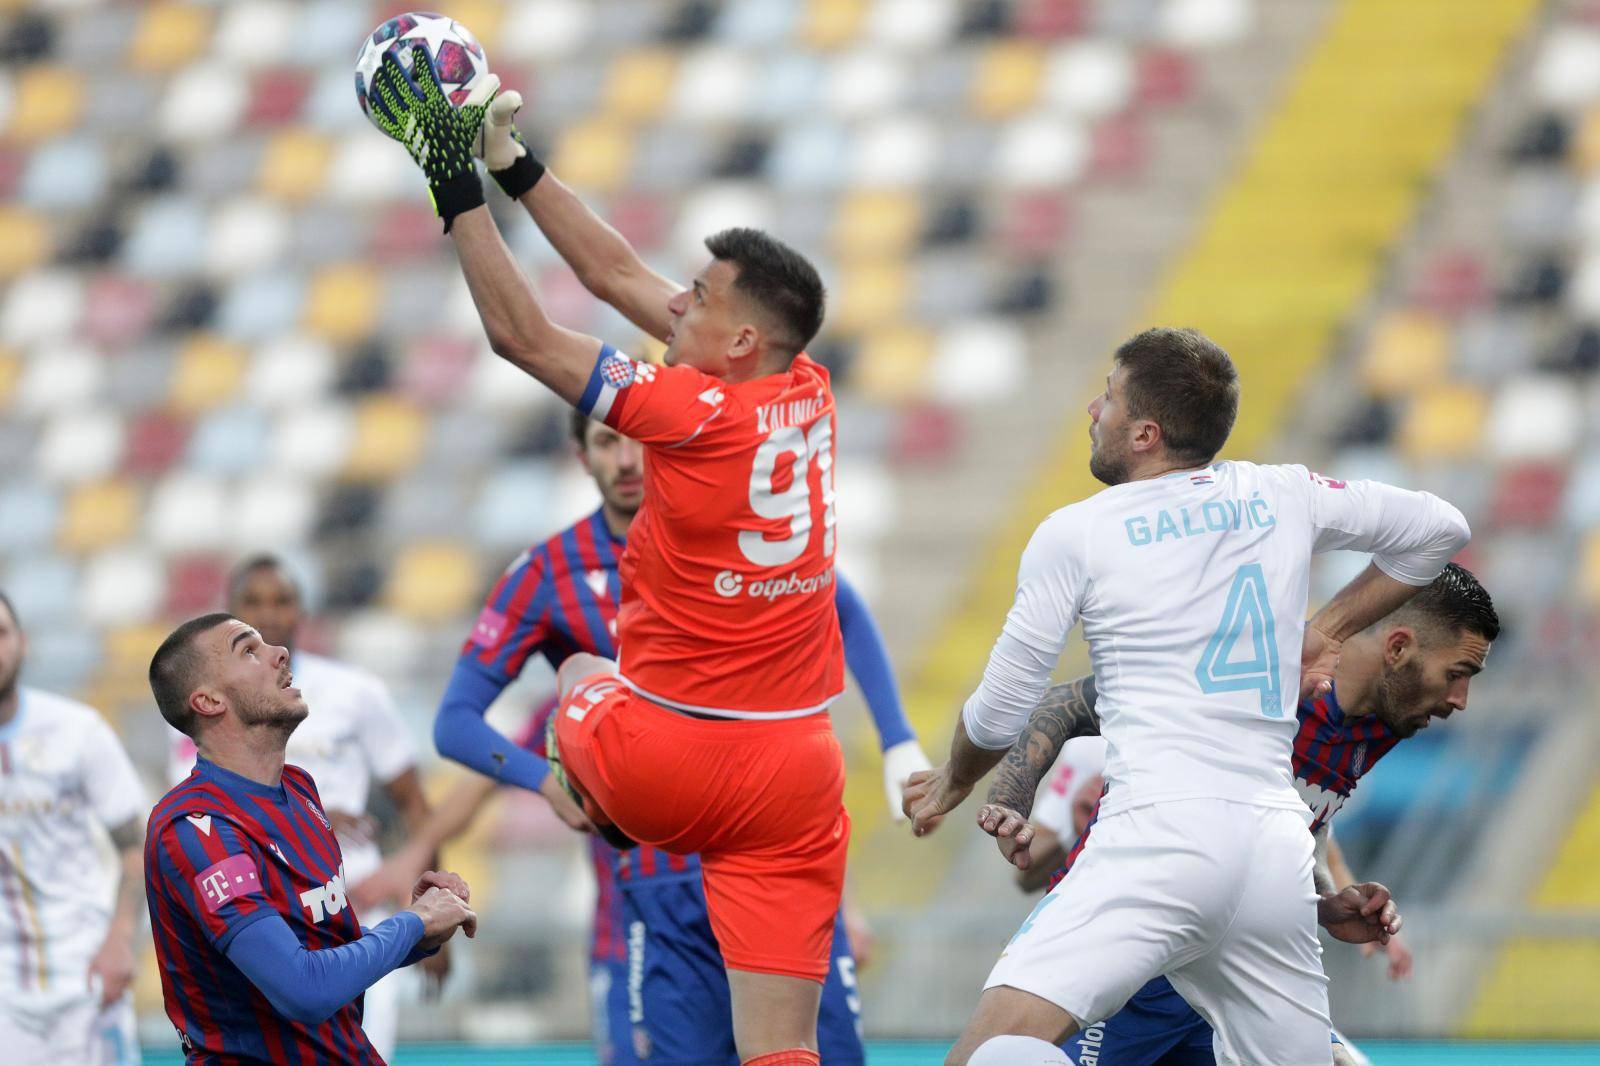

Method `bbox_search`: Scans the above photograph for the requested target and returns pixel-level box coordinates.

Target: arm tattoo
[984,675,1100,817]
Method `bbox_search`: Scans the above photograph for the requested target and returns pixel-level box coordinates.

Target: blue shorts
[591,956,643,1066]
[1061,977,1215,1066]
[620,874,864,1064]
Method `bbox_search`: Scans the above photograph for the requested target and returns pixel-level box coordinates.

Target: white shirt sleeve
[82,715,147,831]
[356,674,417,784]
[1032,765,1074,835]
[1293,466,1471,586]
[961,509,1089,750]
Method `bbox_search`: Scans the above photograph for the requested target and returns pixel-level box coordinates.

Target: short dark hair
[571,407,591,448]
[1388,563,1500,645]
[0,590,17,630]
[226,553,301,605]
[704,227,826,358]
[1113,328,1239,466]
[149,613,237,737]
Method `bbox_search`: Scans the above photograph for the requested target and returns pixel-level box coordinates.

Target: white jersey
[0,688,146,1003]
[1031,737,1108,838]
[964,460,1468,821]
[169,651,414,883]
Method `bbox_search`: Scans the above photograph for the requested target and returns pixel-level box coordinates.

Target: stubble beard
[1375,658,1427,737]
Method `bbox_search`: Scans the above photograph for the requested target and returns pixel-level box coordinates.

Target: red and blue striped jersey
[1049,688,1401,889]
[1292,686,1401,833]
[145,756,376,1064]
[464,509,694,964]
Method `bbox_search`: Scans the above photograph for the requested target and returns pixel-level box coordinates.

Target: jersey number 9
[740,420,837,568]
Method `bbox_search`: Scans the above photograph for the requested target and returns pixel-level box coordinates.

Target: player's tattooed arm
[985,675,1100,818]
[1312,825,1338,896]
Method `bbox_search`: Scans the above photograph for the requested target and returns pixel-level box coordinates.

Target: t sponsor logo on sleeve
[195,855,262,914]
[471,607,508,647]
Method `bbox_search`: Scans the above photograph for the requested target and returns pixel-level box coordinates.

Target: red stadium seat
[1134,48,1195,108]
[123,412,191,477]
[165,553,228,616]
[244,69,311,128]
[1489,461,1568,530]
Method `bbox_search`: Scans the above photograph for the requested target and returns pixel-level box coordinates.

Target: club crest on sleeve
[600,353,638,389]
[186,813,213,836]
[1309,471,1347,490]
[195,855,261,914]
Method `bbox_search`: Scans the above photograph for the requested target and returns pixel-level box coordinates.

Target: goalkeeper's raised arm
[366,52,606,406]
[478,92,679,344]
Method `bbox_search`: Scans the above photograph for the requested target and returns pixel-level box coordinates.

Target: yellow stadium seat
[0,348,19,409]
[1397,382,1486,461]
[386,541,479,622]
[1580,529,1600,608]
[1574,103,1600,175]
[550,119,634,193]
[6,66,85,143]
[433,1,503,48]
[972,42,1046,119]
[832,191,922,261]
[1360,309,1450,398]
[344,397,426,480]
[605,49,678,123]
[258,130,332,203]
[303,265,379,343]
[128,3,214,73]
[829,260,909,335]
[852,325,932,403]
[802,0,867,50]
[170,336,246,414]
[106,622,172,677]
[0,210,51,279]
[59,480,140,553]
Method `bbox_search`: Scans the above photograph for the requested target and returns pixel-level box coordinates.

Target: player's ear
[1384,626,1416,666]
[1132,417,1162,454]
[728,322,760,364]
[189,686,229,726]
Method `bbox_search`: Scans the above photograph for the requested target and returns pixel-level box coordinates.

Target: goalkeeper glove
[477,90,546,200]
[367,48,495,232]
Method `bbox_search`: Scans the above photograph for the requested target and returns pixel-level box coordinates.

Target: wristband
[429,169,486,233]
[490,151,546,200]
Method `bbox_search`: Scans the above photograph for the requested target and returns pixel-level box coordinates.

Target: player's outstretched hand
[539,774,597,833]
[412,869,471,905]
[87,933,135,1007]
[975,803,1036,870]
[478,89,527,171]
[1318,881,1401,945]
[902,763,974,837]
[883,739,934,823]
[409,885,478,951]
[1300,623,1341,701]
[1361,932,1415,980]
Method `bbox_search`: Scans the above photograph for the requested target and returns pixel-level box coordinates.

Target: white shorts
[0,991,139,1066]
[986,799,1331,1066]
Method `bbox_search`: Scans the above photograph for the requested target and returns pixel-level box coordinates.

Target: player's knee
[557,653,615,698]
[962,1035,1071,1066]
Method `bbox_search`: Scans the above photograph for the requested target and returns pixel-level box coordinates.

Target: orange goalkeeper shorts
[554,673,849,982]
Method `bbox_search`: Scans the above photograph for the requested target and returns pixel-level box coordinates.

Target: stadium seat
[1533,26,1600,109]
[230,475,316,548]
[1488,461,1568,530]
[16,340,102,416]
[853,116,938,187]
[82,275,157,347]
[767,121,851,191]
[0,483,59,553]
[165,553,228,617]
[304,264,379,343]
[1161,0,1254,47]
[830,259,910,334]
[344,397,426,480]
[972,41,1046,118]
[57,478,138,553]
[258,130,330,202]
[19,136,107,210]
[0,208,51,279]
[246,333,334,409]
[499,0,593,60]
[128,4,213,74]
[208,199,292,278]
[187,405,268,476]
[1044,40,1134,117]
[37,410,124,485]
[930,319,1026,403]
[2,269,83,348]
[1484,374,1583,460]
[802,0,868,50]
[0,551,78,626]
[1361,309,1450,398]
[833,190,922,259]
[385,541,480,623]
[474,462,559,547]
[159,63,248,144]
[274,404,354,478]
[550,117,635,192]
[605,48,678,122]
[1397,382,1487,460]
[673,46,754,122]
[337,610,428,686]
[121,197,208,278]
[7,66,85,143]
[169,336,246,414]
[147,472,230,553]
[995,112,1089,186]
[124,412,192,477]
[823,49,908,119]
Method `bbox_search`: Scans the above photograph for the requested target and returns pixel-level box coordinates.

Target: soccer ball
[354,12,489,129]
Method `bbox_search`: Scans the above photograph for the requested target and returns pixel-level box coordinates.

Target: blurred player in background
[0,591,147,1066]
[400,409,927,1064]
[167,556,440,1060]
[976,567,1497,1066]
[904,328,1469,1065]
[369,56,873,1063]
[144,613,475,1063]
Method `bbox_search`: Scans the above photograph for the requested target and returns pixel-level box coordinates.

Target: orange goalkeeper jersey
[575,345,845,717]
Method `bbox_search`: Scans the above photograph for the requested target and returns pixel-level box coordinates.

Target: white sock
[967,1034,1073,1066]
